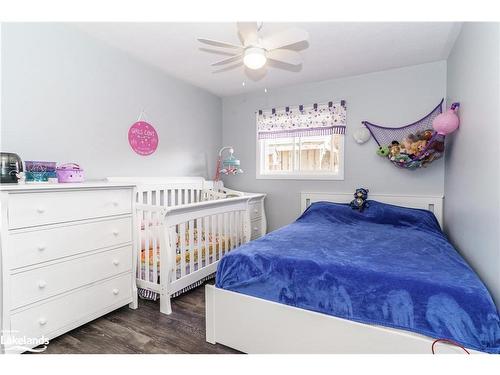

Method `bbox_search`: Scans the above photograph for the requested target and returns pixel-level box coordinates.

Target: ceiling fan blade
[266,49,302,66]
[199,47,240,57]
[213,62,244,74]
[211,54,243,66]
[262,28,309,51]
[197,38,243,50]
[236,22,259,46]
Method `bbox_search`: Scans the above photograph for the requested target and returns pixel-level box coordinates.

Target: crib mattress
[140,231,230,273]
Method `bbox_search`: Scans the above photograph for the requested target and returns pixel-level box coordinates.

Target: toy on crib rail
[350,188,369,212]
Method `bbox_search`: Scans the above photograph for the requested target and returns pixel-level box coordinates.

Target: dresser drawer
[8,189,132,229]
[11,245,132,309]
[8,217,132,270]
[249,202,262,221]
[10,273,132,342]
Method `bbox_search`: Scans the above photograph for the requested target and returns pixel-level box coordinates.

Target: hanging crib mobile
[214,146,243,179]
[363,99,460,170]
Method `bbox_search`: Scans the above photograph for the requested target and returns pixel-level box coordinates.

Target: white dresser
[0,182,137,353]
[248,194,266,241]
[220,187,267,240]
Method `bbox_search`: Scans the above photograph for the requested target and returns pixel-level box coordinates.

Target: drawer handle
[112,201,119,207]
[112,288,119,295]
[253,209,259,214]
[36,207,45,214]
[112,259,120,266]
[38,280,47,289]
[37,245,46,251]
[38,318,47,326]
[112,230,119,236]
[253,227,259,231]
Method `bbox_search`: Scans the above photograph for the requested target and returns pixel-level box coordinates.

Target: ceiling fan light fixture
[243,47,266,70]
[198,23,309,73]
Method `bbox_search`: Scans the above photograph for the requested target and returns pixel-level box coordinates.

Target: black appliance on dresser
[0,152,23,183]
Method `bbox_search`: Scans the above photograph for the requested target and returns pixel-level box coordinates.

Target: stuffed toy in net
[363,99,459,170]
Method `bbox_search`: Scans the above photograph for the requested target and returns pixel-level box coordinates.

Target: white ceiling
[75,22,462,97]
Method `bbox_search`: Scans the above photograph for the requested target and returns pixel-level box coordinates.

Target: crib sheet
[140,229,230,272]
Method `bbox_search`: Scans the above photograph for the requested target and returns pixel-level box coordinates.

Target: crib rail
[136,204,165,294]
[136,184,204,207]
[136,196,251,313]
[165,197,250,290]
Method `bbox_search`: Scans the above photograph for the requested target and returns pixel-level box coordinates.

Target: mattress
[216,201,500,353]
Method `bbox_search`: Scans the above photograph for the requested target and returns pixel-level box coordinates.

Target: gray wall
[445,23,500,306]
[1,23,222,179]
[223,61,447,230]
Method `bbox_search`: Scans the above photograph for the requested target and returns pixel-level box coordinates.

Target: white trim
[256,173,344,181]
[301,192,444,228]
[205,285,480,354]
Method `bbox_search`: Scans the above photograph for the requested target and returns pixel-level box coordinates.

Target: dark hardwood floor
[38,282,240,354]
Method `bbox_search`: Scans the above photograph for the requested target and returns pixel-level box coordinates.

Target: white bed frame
[301,192,444,228]
[206,192,479,354]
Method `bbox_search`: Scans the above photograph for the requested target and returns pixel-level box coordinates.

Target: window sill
[255,173,344,181]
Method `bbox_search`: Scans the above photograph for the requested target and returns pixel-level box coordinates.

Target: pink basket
[56,163,84,183]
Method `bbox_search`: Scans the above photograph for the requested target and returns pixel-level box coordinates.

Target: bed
[206,193,500,354]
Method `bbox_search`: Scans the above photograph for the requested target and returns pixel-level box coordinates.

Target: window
[256,101,345,180]
[259,134,344,176]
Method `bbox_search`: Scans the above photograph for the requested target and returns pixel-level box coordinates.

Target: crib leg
[129,281,138,309]
[160,295,172,315]
[129,290,138,310]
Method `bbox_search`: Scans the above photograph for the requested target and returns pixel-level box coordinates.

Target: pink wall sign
[128,121,159,156]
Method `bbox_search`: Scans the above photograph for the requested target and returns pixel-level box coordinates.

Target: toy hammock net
[363,99,444,170]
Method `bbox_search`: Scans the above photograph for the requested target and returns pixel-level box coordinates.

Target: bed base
[205,285,479,354]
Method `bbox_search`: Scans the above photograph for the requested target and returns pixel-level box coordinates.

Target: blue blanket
[216,201,500,353]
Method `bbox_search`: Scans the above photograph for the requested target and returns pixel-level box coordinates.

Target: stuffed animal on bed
[350,188,369,211]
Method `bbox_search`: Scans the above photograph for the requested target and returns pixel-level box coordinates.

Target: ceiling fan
[197,22,309,71]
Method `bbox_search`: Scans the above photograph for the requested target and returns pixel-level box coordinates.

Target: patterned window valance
[257,100,346,139]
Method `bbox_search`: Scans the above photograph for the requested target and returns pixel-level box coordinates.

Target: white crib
[108,177,265,315]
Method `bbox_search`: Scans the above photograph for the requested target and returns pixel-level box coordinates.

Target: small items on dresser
[25,161,57,183]
[2,154,85,185]
[0,152,23,183]
[56,163,85,183]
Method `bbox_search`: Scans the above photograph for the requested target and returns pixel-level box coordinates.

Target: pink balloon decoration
[432,103,460,135]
